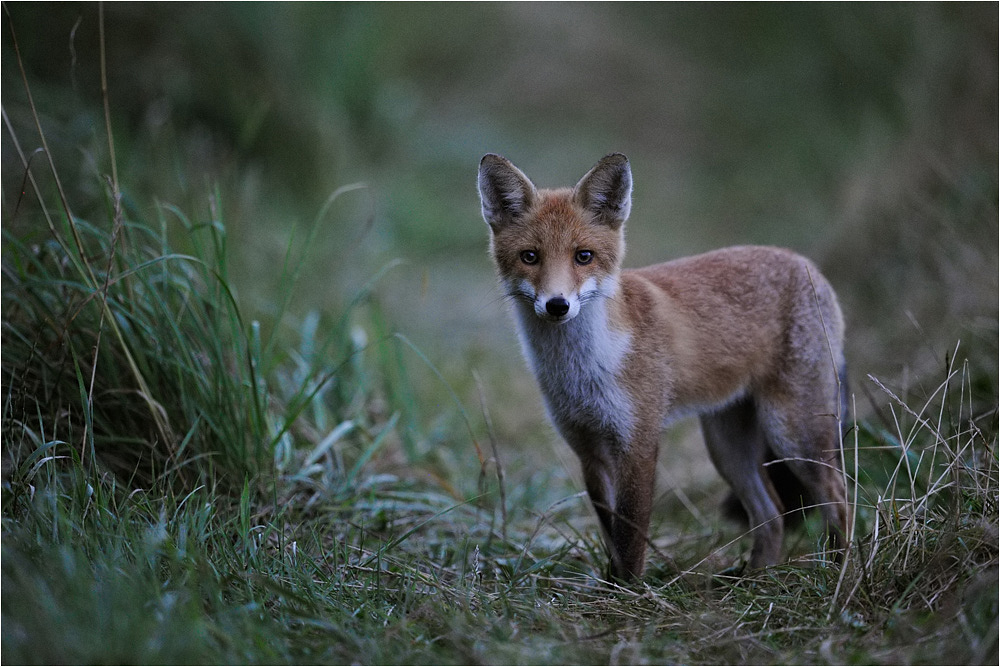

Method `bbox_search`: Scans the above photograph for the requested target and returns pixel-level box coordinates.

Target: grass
[3,5,998,665]
[3,311,997,664]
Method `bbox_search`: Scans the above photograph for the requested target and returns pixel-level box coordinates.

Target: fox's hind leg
[700,397,785,569]
[756,384,849,559]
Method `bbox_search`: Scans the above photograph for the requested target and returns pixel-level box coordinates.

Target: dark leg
[701,398,785,569]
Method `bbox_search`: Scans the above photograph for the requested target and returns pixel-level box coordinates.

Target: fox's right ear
[478,154,537,231]
[573,153,632,229]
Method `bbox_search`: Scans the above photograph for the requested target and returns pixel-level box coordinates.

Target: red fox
[478,152,850,580]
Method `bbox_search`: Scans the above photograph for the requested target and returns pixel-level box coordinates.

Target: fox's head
[478,153,632,323]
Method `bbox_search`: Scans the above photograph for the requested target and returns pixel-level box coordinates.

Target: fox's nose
[545,297,570,318]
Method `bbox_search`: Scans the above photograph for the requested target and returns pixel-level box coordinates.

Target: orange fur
[478,153,850,580]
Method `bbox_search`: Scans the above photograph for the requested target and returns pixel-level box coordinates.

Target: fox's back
[630,245,825,311]
[618,245,844,410]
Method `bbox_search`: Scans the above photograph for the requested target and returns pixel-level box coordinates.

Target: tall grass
[4,317,996,663]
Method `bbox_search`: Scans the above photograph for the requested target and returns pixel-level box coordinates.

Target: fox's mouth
[537,311,573,324]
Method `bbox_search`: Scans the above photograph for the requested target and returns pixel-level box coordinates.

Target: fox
[477,152,850,581]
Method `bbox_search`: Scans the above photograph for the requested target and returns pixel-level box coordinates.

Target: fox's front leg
[573,428,658,581]
[566,426,619,573]
[607,434,658,580]
[578,453,619,574]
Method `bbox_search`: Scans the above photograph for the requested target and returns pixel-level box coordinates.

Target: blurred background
[3,2,997,497]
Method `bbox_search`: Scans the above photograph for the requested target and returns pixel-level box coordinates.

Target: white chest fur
[513,298,635,442]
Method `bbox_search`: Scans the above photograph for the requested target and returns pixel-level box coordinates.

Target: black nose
[545,297,570,317]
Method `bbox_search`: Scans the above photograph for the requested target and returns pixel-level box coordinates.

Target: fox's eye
[575,250,594,265]
[520,250,539,265]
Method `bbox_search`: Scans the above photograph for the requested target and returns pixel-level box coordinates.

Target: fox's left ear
[573,153,632,229]
[478,154,537,231]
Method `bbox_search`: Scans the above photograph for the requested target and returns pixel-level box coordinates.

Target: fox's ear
[573,153,632,229]
[478,154,537,230]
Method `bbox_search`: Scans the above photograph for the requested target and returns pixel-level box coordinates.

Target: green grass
[3,301,997,664]
[3,5,998,665]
